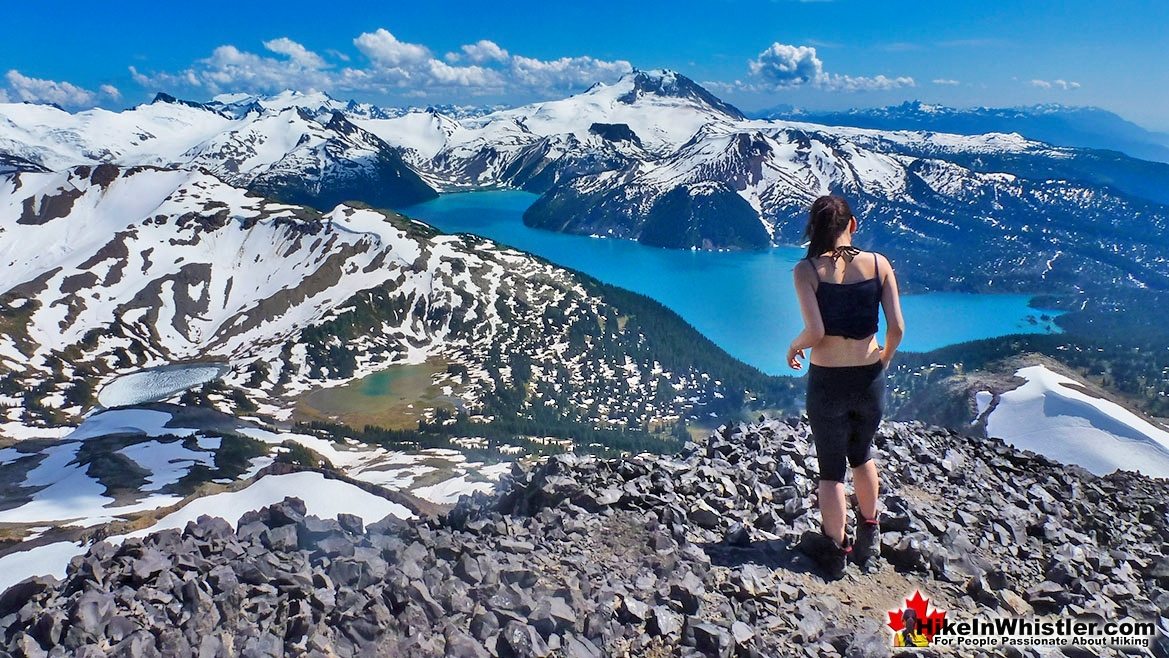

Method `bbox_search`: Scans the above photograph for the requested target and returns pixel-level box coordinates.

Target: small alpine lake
[402,191,1062,376]
[295,361,453,430]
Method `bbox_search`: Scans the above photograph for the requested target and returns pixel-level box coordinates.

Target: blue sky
[2,0,1166,129]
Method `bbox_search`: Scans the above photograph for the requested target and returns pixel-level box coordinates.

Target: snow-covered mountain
[356,71,1169,292]
[353,68,744,191]
[202,90,500,122]
[899,354,1169,479]
[0,94,436,210]
[526,121,1169,291]
[0,163,767,435]
[760,101,1169,164]
[6,69,1169,293]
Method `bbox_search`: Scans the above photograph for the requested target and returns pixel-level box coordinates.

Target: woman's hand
[787,344,806,370]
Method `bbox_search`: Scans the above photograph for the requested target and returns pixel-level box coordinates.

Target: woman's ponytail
[804,196,855,259]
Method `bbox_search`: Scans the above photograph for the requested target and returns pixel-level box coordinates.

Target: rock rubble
[2,419,1167,657]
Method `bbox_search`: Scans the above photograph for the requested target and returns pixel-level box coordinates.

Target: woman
[786,195,905,578]
[894,609,930,647]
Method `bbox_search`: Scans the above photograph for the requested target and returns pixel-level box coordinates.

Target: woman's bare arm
[787,261,825,370]
[878,254,905,368]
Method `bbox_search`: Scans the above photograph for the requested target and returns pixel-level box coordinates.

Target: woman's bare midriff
[809,334,882,368]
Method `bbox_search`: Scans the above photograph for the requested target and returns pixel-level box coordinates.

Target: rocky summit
[2,419,1168,657]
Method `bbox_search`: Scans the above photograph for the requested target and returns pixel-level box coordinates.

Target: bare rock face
[3,419,1168,657]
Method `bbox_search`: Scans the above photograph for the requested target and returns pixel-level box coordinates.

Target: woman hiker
[786,195,905,579]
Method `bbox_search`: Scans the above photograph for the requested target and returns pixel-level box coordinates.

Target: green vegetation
[585,281,801,414]
[275,441,334,469]
[638,183,771,250]
[285,248,801,456]
[295,362,452,430]
[173,433,270,495]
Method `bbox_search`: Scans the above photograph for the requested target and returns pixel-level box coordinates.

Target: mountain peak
[612,69,746,121]
[149,92,218,112]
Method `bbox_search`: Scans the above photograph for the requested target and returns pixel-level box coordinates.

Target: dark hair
[804,195,854,259]
[902,608,920,633]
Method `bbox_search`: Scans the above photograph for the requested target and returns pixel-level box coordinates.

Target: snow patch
[985,365,1169,478]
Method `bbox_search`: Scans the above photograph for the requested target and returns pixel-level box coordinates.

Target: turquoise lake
[402,190,1061,375]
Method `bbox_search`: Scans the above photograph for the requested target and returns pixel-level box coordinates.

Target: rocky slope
[3,418,1166,657]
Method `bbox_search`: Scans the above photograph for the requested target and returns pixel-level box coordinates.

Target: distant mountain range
[4,70,1169,294]
[0,93,437,209]
[755,101,1169,165]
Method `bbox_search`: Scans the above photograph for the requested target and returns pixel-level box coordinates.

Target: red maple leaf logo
[888,591,947,641]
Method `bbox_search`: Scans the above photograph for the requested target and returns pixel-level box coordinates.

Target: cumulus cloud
[1030,78,1080,90]
[130,41,336,95]
[932,78,960,86]
[745,42,914,92]
[700,80,740,94]
[3,70,121,108]
[748,44,824,87]
[353,29,432,68]
[509,55,632,91]
[263,37,327,69]
[449,39,510,64]
[128,29,632,100]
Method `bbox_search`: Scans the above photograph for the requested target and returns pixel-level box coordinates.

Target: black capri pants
[806,361,886,482]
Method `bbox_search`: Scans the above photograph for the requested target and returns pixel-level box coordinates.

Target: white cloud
[509,55,632,91]
[129,29,632,100]
[1030,78,1080,90]
[745,42,914,92]
[932,78,960,86]
[4,70,105,107]
[99,84,121,100]
[823,73,915,92]
[451,39,510,64]
[748,43,824,87]
[131,41,336,95]
[263,37,327,69]
[0,88,8,103]
[353,29,431,68]
[425,59,501,87]
[701,80,740,94]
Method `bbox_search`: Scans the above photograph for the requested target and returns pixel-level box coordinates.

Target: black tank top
[810,251,882,340]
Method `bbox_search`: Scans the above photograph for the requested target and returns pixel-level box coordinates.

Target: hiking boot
[855,516,881,568]
[798,530,852,579]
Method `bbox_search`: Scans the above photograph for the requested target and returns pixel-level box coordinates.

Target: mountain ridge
[7,71,1169,295]
[758,100,1169,164]
[0,163,794,439]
